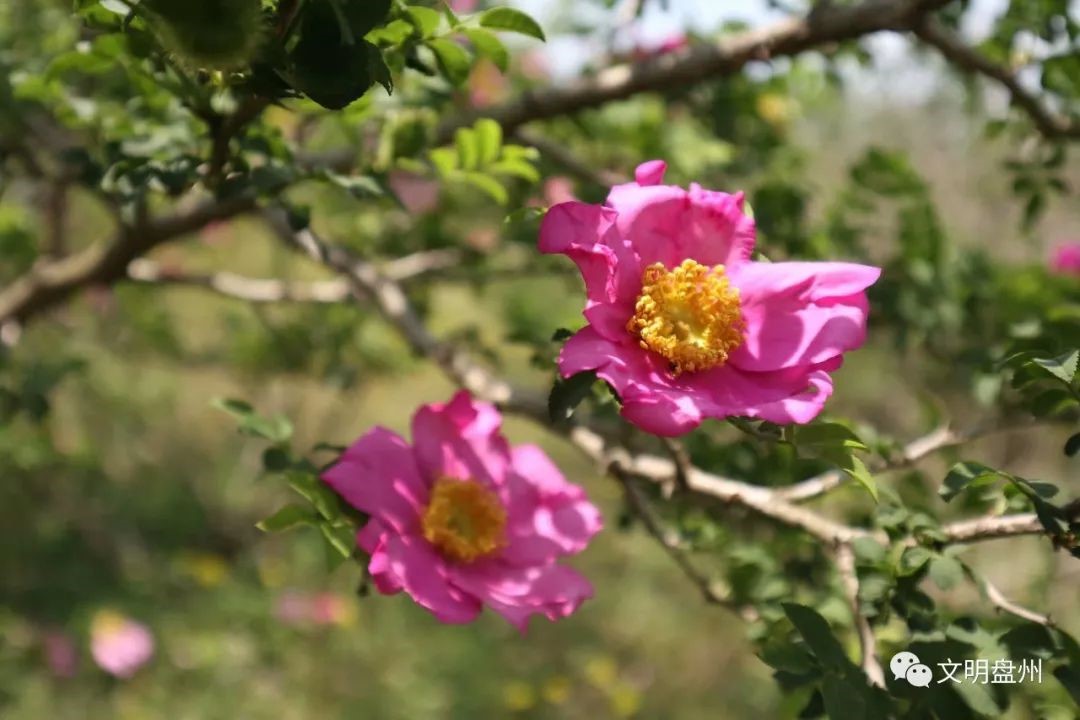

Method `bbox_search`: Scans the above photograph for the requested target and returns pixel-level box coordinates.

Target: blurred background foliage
[0,0,1078,718]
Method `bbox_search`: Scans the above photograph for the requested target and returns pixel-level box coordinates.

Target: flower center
[626,259,745,375]
[421,478,507,563]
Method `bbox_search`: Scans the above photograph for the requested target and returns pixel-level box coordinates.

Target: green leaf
[1030,388,1076,417]
[461,27,508,71]
[287,471,342,521]
[405,6,441,37]
[1053,665,1080,706]
[793,422,868,451]
[548,370,597,422]
[782,603,852,672]
[898,546,932,576]
[287,0,392,108]
[257,504,316,533]
[928,554,964,590]
[427,38,472,85]
[1031,350,1078,385]
[489,158,540,183]
[821,673,868,720]
[940,461,1001,502]
[473,118,503,166]
[455,127,480,170]
[319,521,355,558]
[262,446,292,472]
[478,7,545,41]
[460,171,508,204]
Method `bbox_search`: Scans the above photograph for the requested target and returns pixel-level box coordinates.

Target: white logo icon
[891,651,934,686]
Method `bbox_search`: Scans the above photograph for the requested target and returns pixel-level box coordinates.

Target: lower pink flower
[322,391,602,631]
[90,611,154,679]
[1050,242,1080,275]
[539,160,880,436]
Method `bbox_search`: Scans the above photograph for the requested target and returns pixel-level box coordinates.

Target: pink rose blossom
[42,631,78,678]
[90,611,154,679]
[323,391,602,631]
[539,160,880,436]
[1050,242,1080,275]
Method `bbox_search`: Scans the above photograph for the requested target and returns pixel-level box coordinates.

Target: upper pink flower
[322,391,602,632]
[1050,242,1080,275]
[539,160,880,436]
[89,611,154,679]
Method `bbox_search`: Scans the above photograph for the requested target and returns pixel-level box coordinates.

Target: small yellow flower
[541,675,572,705]
[502,681,537,712]
[609,683,643,718]
[756,93,795,127]
[584,655,619,689]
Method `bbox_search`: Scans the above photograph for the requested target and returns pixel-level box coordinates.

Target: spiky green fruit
[142,0,265,70]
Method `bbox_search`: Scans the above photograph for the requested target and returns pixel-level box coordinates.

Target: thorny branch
[914,19,1080,141]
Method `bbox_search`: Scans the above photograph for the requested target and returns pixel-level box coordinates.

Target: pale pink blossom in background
[274,591,356,627]
[323,391,602,631]
[90,611,154,679]
[540,160,880,436]
[544,176,577,206]
[632,33,689,61]
[199,219,231,245]
[389,170,441,215]
[42,631,78,678]
[1050,242,1080,275]
[450,0,479,11]
[518,50,550,81]
[468,60,510,108]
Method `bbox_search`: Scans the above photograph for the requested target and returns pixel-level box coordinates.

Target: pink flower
[42,631,78,678]
[539,160,880,436]
[90,611,154,679]
[1050,242,1080,275]
[449,0,479,11]
[322,391,602,631]
[388,170,441,215]
[632,33,689,61]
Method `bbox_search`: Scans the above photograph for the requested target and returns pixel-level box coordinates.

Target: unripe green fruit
[142,0,265,70]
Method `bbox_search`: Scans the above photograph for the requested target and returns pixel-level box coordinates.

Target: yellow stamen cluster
[626,259,745,375]
[421,478,507,563]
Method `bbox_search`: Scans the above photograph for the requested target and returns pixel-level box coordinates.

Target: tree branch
[612,465,757,619]
[983,578,1054,627]
[836,542,885,686]
[0,195,256,327]
[436,0,955,142]
[913,19,1080,141]
[778,420,1040,502]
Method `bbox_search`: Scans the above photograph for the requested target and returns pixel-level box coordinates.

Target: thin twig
[836,543,885,686]
[983,578,1055,627]
[613,464,757,620]
[914,19,1079,141]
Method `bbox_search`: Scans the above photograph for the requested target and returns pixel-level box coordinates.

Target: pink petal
[605,182,755,270]
[538,202,639,339]
[450,562,594,633]
[729,261,879,371]
[322,427,426,534]
[501,445,603,566]
[634,160,667,186]
[382,535,482,623]
[561,325,841,435]
[411,390,511,488]
[746,369,834,424]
